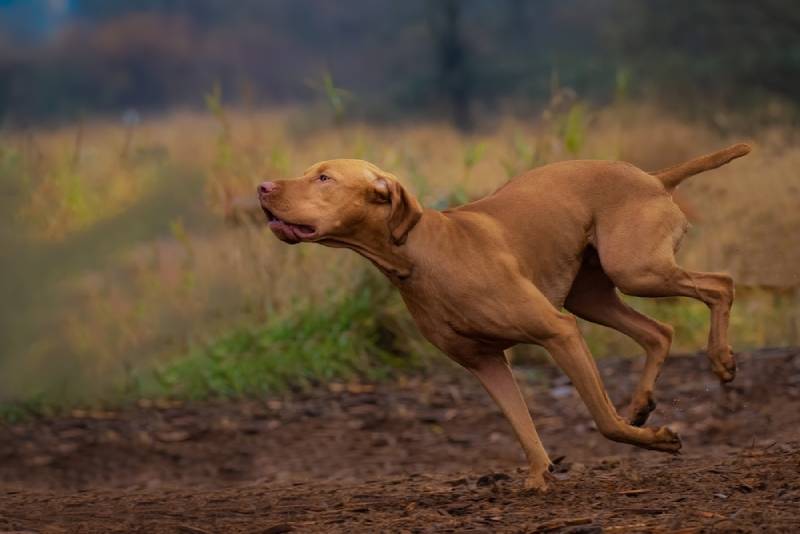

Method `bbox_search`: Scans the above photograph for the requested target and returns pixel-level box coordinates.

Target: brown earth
[1,347,799,533]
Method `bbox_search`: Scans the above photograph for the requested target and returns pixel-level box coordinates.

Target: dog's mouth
[263,208,317,244]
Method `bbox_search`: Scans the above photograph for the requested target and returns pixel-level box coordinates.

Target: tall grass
[1,99,798,411]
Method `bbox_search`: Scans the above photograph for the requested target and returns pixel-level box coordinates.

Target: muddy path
[1,347,799,532]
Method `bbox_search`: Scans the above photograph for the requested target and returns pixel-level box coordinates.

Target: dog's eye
[318,174,331,182]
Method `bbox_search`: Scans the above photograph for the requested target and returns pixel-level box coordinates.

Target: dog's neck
[319,209,442,281]
[319,230,417,281]
[322,208,476,283]
[349,240,416,281]
[363,208,449,283]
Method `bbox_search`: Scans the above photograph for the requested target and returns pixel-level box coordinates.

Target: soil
[1,347,799,533]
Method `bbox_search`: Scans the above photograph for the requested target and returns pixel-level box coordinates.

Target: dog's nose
[258,181,277,195]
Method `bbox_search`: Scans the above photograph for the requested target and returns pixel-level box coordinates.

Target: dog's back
[451,160,671,303]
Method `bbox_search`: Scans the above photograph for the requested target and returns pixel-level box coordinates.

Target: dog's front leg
[461,351,553,492]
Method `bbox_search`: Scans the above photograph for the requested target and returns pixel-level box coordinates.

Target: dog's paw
[523,470,555,494]
[648,426,682,453]
[709,345,737,383]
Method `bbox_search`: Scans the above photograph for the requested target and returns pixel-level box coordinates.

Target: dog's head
[257,159,422,247]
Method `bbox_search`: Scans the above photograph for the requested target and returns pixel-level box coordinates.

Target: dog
[257,144,750,491]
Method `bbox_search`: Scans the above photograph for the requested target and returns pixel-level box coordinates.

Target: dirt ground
[1,347,799,533]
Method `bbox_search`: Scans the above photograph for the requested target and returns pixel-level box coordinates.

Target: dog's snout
[258,181,277,196]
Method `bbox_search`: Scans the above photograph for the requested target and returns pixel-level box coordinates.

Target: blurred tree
[0,0,799,124]
[613,0,800,107]
[427,0,473,130]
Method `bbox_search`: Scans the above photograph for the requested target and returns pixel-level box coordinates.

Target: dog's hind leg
[596,202,736,382]
[565,250,674,426]
[613,265,735,382]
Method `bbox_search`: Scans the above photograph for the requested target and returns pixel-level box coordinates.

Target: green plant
[615,66,632,103]
[462,141,487,177]
[269,144,291,175]
[501,130,539,178]
[141,272,426,400]
[204,82,236,205]
[0,395,50,424]
[306,71,352,124]
[561,103,587,155]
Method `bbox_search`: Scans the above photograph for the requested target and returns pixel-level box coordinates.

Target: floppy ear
[372,170,423,245]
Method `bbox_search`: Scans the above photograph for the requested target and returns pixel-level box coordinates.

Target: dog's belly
[401,289,527,352]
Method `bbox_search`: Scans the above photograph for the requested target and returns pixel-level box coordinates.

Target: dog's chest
[399,258,536,347]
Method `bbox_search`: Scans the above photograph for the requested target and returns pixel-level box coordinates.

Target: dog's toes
[721,357,737,383]
[649,426,682,453]
[709,346,737,383]
[523,470,555,494]
[628,396,657,427]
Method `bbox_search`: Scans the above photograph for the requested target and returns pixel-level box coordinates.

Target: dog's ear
[372,170,423,245]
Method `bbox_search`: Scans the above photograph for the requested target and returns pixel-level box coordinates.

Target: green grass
[0,395,50,424]
[135,272,426,400]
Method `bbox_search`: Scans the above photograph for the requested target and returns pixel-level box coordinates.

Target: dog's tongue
[269,218,317,243]
[268,219,301,243]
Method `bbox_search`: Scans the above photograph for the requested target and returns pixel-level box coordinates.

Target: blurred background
[1,0,799,413]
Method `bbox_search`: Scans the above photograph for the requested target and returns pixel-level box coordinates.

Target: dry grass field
[1,99,799,409]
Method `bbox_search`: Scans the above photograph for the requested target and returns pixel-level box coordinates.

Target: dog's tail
[652,143,751,191]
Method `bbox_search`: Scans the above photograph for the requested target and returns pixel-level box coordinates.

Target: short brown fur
[258,145,749,491]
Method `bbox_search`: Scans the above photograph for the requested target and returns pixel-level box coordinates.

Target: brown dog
[257,144,750,491]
